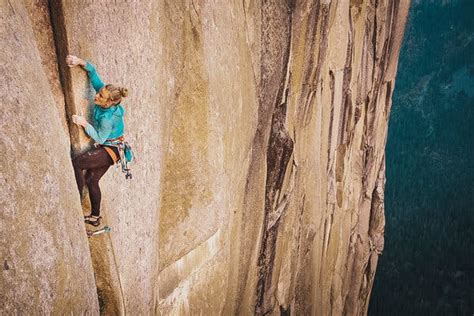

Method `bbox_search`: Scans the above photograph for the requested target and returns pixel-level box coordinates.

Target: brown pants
[72,146,119,216]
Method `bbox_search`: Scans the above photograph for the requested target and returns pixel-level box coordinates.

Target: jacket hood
[113,104,125,117]
[96,104,125,119]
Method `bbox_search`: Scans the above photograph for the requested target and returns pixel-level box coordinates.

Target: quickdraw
[118,142,133,180]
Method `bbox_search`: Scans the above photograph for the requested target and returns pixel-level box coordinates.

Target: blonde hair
[104,84,129,104]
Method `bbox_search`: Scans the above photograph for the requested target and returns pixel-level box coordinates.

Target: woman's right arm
[66,55,105,92]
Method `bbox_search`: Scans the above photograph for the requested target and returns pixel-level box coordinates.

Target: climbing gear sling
[99,136,134,180]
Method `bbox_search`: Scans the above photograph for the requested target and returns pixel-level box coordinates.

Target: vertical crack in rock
[339,8,354,146]
[371,0,378,72]
[327,69,336,163]
[361,156,386,313]
[48,2,124,314]
[256,89,295,316]
[255,2,295,313]
[296,2,320,125]
[48,0,82,155]
[291,195,317,314]
[299,2,331,127]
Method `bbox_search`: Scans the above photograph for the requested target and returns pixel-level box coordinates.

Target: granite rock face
[0,0,409,315]
[0,1,98,314]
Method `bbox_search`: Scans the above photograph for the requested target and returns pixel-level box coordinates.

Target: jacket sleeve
[84,62,105,92]
[84,116,113,144]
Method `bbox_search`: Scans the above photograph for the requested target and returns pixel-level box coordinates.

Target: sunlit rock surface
[0,1,98,314]
[0,0,408,314]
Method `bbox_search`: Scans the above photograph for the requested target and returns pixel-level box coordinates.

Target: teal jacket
[83,62,125,145]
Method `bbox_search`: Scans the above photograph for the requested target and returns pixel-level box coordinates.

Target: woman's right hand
[66,55,86,68]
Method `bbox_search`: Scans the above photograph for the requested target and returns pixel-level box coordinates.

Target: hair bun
[120,87,129,98]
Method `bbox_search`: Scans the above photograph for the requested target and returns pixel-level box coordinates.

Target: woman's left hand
[72,115,88,127]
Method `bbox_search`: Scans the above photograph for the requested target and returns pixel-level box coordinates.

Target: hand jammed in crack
[72,114,88,127]
[66,54,86,68]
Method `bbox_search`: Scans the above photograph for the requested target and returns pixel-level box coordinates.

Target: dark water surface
[369,1,474,315]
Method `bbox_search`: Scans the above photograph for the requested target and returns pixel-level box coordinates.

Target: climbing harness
[99,136,134,180]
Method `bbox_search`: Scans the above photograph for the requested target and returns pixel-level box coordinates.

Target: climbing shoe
[84,215,102,227]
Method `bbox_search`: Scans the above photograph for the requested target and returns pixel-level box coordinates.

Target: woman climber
[66,55,129,227]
